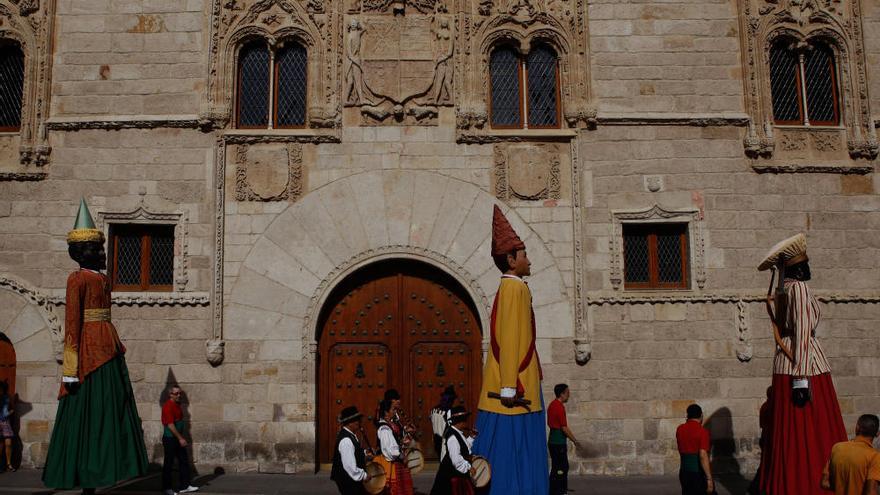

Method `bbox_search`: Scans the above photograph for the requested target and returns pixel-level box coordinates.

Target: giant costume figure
[471,206,548,495]
[758,233,846,495]
[43,199,148,493]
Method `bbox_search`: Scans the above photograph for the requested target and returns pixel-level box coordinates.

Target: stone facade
[0,0,878,478]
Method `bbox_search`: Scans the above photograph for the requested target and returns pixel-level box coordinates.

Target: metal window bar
[490,47,523,128]
[237,42,270,128]
[769,42,803,124]
[0,44,24,131]
[803,43,838,125]
[623,224,689,290]
[525,45,560,128]
[275,42,308,128]
[149,227,175,287]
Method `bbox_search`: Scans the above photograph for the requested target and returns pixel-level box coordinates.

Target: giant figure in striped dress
[758,233,846,495]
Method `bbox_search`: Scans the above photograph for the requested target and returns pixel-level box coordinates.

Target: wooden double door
[317,260,483,463]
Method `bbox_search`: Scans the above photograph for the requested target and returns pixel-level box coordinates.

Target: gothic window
[623,223,689,290]
[0,42,25,132]
[769,39,839,126]
[489,43,560,129]
[109,224,175,292]
[236,40,308,129]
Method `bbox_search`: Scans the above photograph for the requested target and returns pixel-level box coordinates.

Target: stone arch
[0,275,60,364]
[224,169,572,364]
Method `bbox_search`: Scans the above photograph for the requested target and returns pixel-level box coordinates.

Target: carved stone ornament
[0,1,54,171]
[456,0,594,133]
[98,201,190,291]
[235,143,304,202]
[738,0,878,160]
[207,0,339,129]
[493,143,561,201]
[609,205,707,291]
[206,338,226,366]
[343,12,455,125]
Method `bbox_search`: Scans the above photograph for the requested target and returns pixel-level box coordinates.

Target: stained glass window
[0,43,24,131]
[623,224,689,290]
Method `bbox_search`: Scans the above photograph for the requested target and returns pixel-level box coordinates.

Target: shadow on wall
[704,406,751,495]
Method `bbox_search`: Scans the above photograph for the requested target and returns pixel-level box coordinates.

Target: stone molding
[751,162,874,174]
[596,113,751,127]
[0,1,54,167]
[47,291,210,307]
[0,171,46,181]
[609,205,707,291]
[207,0,339,130]
[97,202,190,291]
[457,128,577,144]
[221,129,340,144]
[737,0,879,159]
[585,291,880,305]
[568,137,590,365]
[0,273,62,362]
[456,0,594,132]
[45,115,204,131]
[735,300,753,362]
[211,139,227,364]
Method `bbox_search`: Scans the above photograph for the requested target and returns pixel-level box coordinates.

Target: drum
[470,455,491,488]
[404,448,425,475]
[363,461,387,495]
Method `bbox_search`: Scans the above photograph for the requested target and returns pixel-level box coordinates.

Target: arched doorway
[317,259,483,463]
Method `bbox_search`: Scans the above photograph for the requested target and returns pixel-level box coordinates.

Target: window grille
[526,45,559,128]
[623,223,689,290]
[275,43,308,128]
[110,224,175,291]
[489,44,560,129]
[237,43,270,128]
[0,43,24,131]
[769,39,839,126]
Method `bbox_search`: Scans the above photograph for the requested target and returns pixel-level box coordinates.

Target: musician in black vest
[331,406,371,495]
[431,406,476,495]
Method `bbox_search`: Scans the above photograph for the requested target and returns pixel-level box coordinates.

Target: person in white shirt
[431,406,477,495]
[430,386,458,458]
[376,400,414,495]
[330,406,371,495]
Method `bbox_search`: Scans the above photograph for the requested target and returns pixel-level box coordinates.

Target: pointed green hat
[67,198,104,244]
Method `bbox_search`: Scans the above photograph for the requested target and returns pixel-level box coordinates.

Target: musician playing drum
[430,406,478,495]
[331,406,372,495]
[376,399,415,495]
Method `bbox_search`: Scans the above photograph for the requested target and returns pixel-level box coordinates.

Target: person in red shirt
[676,404,714,495]
[162,385,198,495]
[547,384,579,495]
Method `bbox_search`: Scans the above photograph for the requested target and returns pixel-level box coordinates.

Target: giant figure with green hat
[43,199,148,493]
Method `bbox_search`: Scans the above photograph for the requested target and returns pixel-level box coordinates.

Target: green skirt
[43,355,149,489]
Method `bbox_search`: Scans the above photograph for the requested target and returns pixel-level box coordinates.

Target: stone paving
[0,468,753,495]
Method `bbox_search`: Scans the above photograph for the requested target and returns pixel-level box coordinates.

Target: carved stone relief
[0,0,54,174]
[738,0,878,161]
[493,143,562,201]
[235,143,304,202]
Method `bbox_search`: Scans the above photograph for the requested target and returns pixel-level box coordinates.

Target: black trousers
[549,443,569,495]
[162,436,191,491]
[679,469,708,495]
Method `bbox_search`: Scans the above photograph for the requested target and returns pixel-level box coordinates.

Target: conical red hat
[491,205,524,256]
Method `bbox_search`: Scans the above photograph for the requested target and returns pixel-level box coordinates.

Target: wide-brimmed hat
[338,406,363,424]
[446,405,470,424]
[758,233,808,271]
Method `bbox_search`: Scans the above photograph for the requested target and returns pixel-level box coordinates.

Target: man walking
[822,414,880,495]
[676,404,714,495]
[548,383,578,495]
[162,385,198,495]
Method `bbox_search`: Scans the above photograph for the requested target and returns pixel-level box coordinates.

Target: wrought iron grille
[275,43,307,127]
[657,230,686,283]
[149,227,175,286]
[769,42,801,123]
[623,228,650,284]
[0,44,24,130]
[490,47,522,127]
[237,43,270,128]
[804,43,837,124]
[526,45,559,127]
[115,234,142,286]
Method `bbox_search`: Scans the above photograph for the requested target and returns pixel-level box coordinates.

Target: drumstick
[486,392,531,411]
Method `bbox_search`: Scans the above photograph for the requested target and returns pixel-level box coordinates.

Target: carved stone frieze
[207,0,339,129]
[737,0,878,160]
[609,205,707,291]
[0,1,54,169]
[234,143,305,202]
[493,142,561,201]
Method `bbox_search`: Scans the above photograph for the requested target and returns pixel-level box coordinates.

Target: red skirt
[760,373,847,495]
[450,477,475,495]
[384,461,414,495]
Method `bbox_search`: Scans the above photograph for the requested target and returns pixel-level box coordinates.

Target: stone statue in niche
[429,16,454,104]
[344,17,370,105]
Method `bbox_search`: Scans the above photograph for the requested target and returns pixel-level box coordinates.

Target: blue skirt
[472,402,548,495]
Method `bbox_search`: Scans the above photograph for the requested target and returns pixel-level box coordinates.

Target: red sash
[489,283,542,398]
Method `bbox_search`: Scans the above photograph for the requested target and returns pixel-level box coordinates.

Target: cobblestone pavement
[0,468,752,494]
